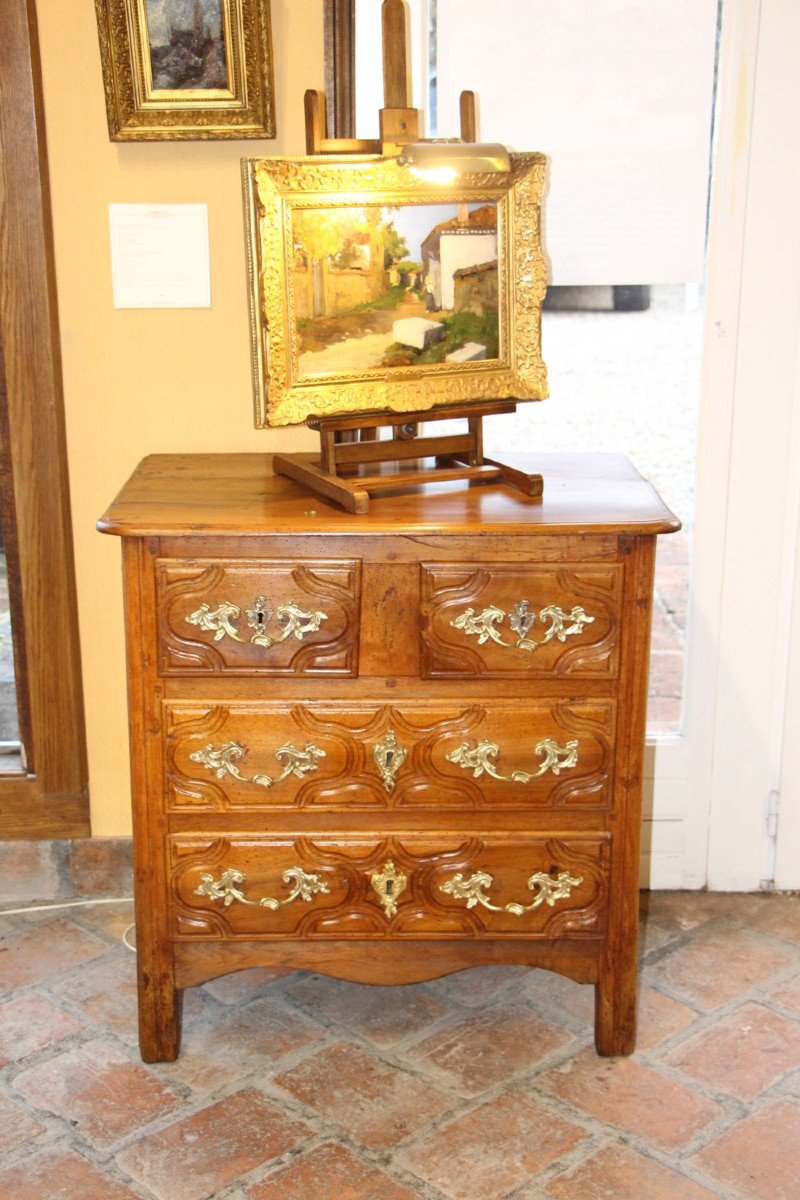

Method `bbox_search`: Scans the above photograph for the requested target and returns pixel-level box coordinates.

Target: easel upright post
[379,0,420,149]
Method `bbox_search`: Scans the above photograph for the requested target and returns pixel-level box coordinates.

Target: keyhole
[385,879,394,896]
[385,751,394,766]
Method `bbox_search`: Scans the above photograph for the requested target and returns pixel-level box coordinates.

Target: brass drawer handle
[189,740,325,788]
[186,596,328,649]
[451,601,594,652]
[445,737,578,783]
[194,867,329,909]
[440,868,582,915]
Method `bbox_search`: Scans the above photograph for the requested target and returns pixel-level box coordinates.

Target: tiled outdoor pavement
[500,284,702,736]
[2,863,800,1200]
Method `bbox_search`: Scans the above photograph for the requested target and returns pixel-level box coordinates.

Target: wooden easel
[273,0,543,514]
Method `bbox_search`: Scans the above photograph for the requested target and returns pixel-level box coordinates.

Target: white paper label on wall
[109,204,211,308]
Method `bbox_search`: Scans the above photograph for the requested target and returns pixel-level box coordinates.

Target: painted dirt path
[298,294,443,375]
[299,331,399,374]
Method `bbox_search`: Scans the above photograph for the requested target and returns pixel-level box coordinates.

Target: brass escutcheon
[369,860,408,920]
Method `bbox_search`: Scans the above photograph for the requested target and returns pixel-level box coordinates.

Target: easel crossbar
[333,433,474,467]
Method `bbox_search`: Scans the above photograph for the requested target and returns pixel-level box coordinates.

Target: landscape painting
[246,154,548,425]
[291,202,500,378]
[145,0,229,91]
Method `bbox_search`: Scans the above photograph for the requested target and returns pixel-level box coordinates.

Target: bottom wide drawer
[169,833,610,939]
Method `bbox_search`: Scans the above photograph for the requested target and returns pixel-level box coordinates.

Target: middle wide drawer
[165,699,616,812]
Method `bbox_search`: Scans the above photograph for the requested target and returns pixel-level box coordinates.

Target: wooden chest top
[97,452,680,539]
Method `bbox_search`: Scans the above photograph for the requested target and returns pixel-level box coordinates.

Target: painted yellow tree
[293,207,375,266]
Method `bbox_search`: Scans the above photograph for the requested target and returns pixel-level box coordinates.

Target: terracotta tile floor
[1,890,799,1200]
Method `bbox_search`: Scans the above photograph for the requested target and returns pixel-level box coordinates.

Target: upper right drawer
[421,563,622,679]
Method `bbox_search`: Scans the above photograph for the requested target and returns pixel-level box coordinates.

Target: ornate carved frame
[94,0,275,141]
[243,153,548,427]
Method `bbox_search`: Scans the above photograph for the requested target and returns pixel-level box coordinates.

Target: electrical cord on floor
[0,896,137,953]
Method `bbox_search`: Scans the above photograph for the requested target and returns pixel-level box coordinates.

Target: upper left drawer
[155,558,361,676]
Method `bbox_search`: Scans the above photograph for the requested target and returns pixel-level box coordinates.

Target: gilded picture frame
[243,154,548,428]
[94,0,275,141]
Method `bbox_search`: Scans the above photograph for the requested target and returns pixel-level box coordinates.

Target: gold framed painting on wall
[243,154,548,427]
[95,0,275,141]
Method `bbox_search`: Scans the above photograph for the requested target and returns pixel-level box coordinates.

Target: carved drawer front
[166,699,615,812]
[156,558,360,675]
[169,833,610,940]
[421,562,622,678]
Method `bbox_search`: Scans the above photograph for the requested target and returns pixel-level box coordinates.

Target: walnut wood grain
[123,539,181,1062]
[174,937,601,989]
[158,533,620,566]
[98,453,680,538]
[0,0,88,836]
[595,536,657,1055]
[166,807,616,838]
[0,777,90,838]
[303,88,327,155]
[359,561,420,676]
[382,0,409,109]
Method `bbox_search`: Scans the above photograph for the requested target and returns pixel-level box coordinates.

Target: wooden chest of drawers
[98,451,678,1062]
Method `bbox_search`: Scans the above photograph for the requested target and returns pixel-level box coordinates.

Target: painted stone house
[420,203,498,310]
[453,259,499,315]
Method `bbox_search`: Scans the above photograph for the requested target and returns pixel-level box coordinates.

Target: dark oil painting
[145,0,229,91]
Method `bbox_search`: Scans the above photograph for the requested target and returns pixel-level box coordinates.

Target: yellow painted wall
[35,1,323,834]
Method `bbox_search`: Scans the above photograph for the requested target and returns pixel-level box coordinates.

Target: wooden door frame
[0,0,89,838]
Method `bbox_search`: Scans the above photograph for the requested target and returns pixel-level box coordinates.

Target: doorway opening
[353,0,718,737]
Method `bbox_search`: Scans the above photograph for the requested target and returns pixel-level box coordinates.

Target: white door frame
[773,298,800,890]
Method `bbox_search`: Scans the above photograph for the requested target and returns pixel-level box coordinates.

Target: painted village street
[293,202,500,377]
